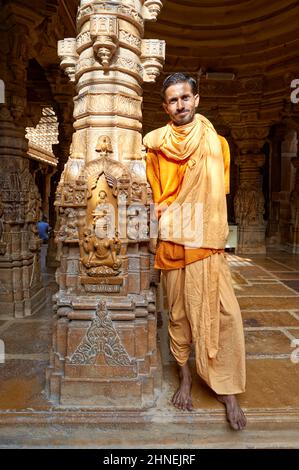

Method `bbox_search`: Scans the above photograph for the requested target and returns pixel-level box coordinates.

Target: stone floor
[0,248,299,448]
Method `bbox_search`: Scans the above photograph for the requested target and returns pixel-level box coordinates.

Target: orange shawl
[144,114,229,249]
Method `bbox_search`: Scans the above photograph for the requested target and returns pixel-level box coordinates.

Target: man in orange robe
[144,73,246,430]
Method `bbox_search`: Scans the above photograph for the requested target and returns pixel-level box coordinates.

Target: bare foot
[172,362,193,411]
[217,394,247,431]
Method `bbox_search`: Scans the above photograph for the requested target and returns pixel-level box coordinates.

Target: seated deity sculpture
[80,222,121,273]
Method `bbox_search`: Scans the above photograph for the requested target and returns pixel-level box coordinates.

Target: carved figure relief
[78,136,124,280]
[127,205,148,240]
[0,196,6,255]
[29,224,41,253]
[61,181,87,207]
[25,182,42,223]
[96,135,113,155]
[117,171,131,203]
[80,228,122,276]
[290,158,299,226]
[56,207,79,243]
[234,183,265,226]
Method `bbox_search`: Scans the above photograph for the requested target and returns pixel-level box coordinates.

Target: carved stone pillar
[279,130,298,246]
[0,18,45,317]
[290,155,299,253]
[47,122,74,268]
[266,126,284,245]
[47,0,165,408]
[46,139,69,270]
[232,125,269,254]
[43,66,76,268]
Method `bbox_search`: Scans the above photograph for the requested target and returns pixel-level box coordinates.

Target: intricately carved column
[279,129,298,247]
[290,154,299,253]
[46,89,75,268]
[0,17,45,317]
[47,0,165,408]
[266,126,284,245]
[232,125,269,254]
[46,144,66,269]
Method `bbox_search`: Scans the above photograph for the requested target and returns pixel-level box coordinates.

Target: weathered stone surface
[244,330,292,356]
[1,322,52,355]
[239,297,299,310]
[242,311,299,327]
[0,360,49,410]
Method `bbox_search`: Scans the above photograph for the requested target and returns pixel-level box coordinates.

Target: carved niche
[54,134,150,293]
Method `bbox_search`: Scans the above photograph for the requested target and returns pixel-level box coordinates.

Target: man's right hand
[155,201,169,219]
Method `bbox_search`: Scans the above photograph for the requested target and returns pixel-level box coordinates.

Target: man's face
[163,82,199,126]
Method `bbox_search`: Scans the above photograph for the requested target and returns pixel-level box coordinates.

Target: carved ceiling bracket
[58,38,78,82]
[90,14,119,69]
[142,0,163,21]
[141,39,165,83]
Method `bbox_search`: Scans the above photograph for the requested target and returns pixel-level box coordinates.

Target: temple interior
[0,0,299,448]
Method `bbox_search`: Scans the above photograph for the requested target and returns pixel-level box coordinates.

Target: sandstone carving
[47,0,164,408]
[142,0,163,21]
[234,183,265,226]
[90,15,119,68]
[58,38,78,82]
[69,299,132,366]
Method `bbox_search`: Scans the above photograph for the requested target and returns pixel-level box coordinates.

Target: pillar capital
[55,0,165,163]
[231,123,270,155]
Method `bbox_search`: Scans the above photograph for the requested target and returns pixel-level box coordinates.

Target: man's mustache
[176,110,189,115]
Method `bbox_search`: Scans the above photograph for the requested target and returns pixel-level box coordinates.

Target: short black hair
[161,73,198,101]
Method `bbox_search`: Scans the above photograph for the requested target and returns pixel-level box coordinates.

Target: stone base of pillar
[236,224,266,255]
[46,295,162,409]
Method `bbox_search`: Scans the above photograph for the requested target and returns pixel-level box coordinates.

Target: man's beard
[174,109,195,126]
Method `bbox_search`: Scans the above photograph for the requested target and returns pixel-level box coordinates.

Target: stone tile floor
[0,248,299,448]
